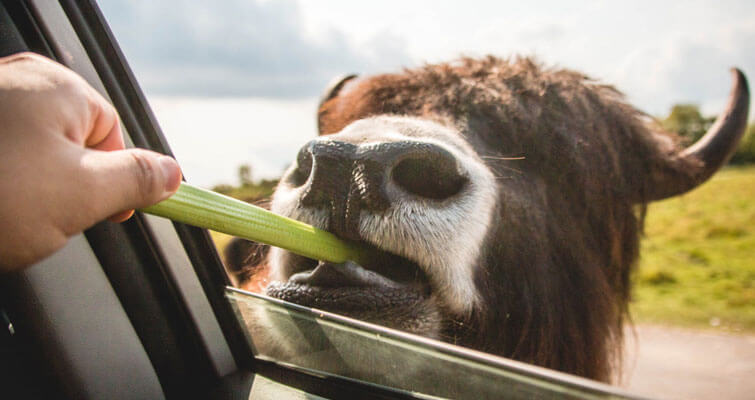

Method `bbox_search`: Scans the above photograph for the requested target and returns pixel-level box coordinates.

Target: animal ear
[318,74,358,134]
[644,68,749,202]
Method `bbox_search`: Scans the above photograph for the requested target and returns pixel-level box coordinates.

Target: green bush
[661,103,755,165]
[661,104,714,143]
[730,124,755,164]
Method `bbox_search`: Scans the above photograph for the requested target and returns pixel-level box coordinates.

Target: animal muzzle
[290,139,469,240]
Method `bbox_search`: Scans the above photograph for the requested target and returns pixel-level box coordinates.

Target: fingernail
[159,156,182,199]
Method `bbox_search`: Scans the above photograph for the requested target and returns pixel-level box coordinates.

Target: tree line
[662,104,755,164]
[212,163,278,204]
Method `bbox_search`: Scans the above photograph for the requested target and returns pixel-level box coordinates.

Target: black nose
[288,140,467,239]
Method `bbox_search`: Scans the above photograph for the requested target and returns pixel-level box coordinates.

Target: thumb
[81,148,182,224]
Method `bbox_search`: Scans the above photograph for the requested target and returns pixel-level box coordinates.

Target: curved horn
[648,68,750,201]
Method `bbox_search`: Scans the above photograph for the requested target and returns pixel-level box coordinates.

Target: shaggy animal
[228,57,749,382]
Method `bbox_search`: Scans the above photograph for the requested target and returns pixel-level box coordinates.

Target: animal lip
[265,244,432,310]
[287,243,430,288]
[288,242,430,288]
[289,261,404,288]
[265,248,431,313]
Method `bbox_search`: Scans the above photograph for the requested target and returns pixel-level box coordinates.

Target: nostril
[288,146,313,187]
[392,153,467,200]
[290,156,312,187]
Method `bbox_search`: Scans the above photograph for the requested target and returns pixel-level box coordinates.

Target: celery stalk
[140,182,367,265]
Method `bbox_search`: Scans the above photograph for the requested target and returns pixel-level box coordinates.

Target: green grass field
[210,166,755,333]
[632,166,755,333]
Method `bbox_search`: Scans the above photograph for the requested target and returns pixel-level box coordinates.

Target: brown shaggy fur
[242,56,707,382]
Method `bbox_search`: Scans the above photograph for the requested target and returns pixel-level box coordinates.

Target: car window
[227,288,641,399]
[96,1,755,399]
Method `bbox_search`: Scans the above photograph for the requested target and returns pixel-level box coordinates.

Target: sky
[97,0,755,187]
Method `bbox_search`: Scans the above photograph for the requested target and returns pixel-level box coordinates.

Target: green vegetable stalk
[141,182,367,265]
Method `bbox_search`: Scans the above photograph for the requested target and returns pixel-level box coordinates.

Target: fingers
[108,210,135,223]
[86,96,125,151]
[80,148,182,227]
[2,52,127,152]
[0,51,53,65]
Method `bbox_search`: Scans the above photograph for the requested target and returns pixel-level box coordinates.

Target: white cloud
[613,19,755,117]
[299,0,755,120]
[98,0,411,97]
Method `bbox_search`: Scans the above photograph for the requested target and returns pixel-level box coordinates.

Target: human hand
[0,52,182,272]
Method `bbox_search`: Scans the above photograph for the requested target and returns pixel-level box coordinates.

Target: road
[621,324,755,400]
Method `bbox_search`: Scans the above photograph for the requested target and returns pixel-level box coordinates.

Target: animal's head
[236,57,749,382]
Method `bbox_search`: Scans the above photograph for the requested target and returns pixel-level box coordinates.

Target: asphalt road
[621,324,755,400]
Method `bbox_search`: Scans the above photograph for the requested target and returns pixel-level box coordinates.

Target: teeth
[289,261,404,288]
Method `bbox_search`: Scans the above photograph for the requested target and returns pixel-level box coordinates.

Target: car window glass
[227,288,641,399]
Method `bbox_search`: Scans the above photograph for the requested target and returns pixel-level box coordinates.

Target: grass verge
[632,166,755,333]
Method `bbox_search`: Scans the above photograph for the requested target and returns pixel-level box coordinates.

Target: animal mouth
[265,243,431,314]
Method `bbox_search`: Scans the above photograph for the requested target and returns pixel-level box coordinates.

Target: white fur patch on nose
[270,116,498,316]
